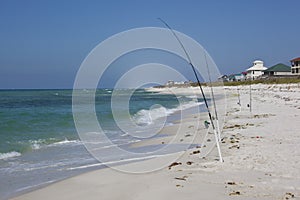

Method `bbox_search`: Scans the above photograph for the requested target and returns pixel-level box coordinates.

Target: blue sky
[0,0,300,89]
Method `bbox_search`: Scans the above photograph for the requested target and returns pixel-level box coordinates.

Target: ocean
[0,89,203,199]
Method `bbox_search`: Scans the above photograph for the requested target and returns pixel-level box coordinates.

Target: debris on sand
[224,124,242,129]
[190,150,200,155]
[186,161,193,165]
[176,184,183,187]
[229,145,240,149]
[226,181,236,185]
[185,133,192,137]
[253,114,274,118]
[229,191,241,196]
[168,162,182,170]
[175,175,188,181]
[224,123,254,130]
[284,192,295,199]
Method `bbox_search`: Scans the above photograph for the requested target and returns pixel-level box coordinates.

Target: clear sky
[1,0,300,89]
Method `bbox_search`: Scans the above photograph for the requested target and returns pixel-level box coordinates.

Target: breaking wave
[133,100,203,125]
[0,151,21,160]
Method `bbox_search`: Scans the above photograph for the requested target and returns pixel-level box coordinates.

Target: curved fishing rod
[204,52,221,142]
[158,18,223,162]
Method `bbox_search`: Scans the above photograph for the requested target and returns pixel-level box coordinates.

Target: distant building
[165,80,193,87]
[291,57,300,75]
[263,63,291,77]
[174,81,185,85]
[218,75,228,82]
[246,60,267,80]
[184,80,194,86]
[242,71,248,77]
[228,75,234,82]
[228,73,246,82]
[165,80,174,87]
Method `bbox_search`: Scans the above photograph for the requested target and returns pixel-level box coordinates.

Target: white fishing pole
[158,18,223,162]
[237,85,241,112]
[204,52,221,142]
[249,80,252,112]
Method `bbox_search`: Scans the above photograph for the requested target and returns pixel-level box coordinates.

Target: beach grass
[223,77,300,86]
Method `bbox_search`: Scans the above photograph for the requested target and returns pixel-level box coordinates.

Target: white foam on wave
[186,95,199,99]
[51,139,82,146]
[29,140,43,150]
[27,139,82,150]
[133,106,168,125]
[0,151,21,160]
[120,133,129,136]
[133,100,203,125]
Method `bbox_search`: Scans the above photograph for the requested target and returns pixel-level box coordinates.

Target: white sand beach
[12,84,300,200]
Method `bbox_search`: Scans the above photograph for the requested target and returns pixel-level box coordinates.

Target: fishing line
[237,85,241,111]
[204,52,221,142]
[158,18,223,162]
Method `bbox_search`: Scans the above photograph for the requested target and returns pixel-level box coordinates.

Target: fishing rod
[203,52,221,142]
[158,18,223,162]
[248,79,252,112]
[237,85,241,112]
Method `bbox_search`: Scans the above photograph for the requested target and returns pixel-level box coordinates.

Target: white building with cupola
[246,60,267,80]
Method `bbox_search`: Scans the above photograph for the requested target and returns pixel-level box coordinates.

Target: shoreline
[3,88,206,199]
[12,84,300,200]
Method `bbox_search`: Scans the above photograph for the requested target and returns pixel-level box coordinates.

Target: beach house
[165,80,175,87]
[228,73,246,82]
[263,63,291,77]
[246,60,267,80]
[218,75,228,82]
[291,57,300,75]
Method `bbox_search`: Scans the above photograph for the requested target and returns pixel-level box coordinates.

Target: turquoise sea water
[0,90,76,155]
[0,89,202,199]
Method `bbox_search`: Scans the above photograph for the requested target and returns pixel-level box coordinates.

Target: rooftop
[247,60,267,71]
[291,57,300,62]
[247,65,268,71]
[253,60,263,64]
[264,63,291,72]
